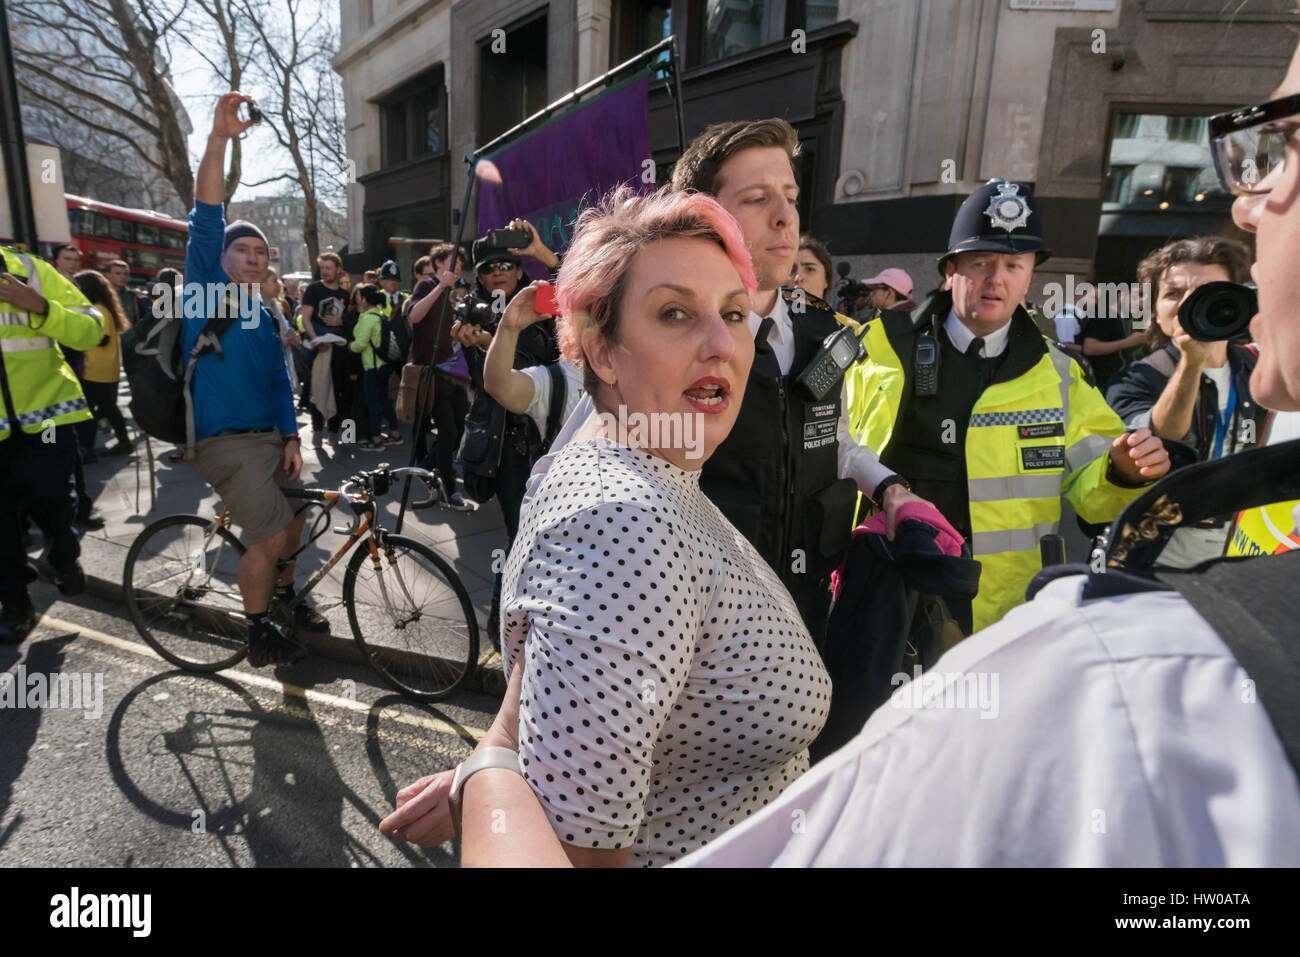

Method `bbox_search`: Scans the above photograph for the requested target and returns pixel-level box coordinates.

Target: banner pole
[669,34,687,157]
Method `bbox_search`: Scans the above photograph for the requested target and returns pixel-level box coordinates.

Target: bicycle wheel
[124,514,249,672]
[343,534,479,702]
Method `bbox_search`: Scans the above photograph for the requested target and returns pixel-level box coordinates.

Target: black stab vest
[700,293,857,641]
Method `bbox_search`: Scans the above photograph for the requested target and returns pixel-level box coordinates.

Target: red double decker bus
[64,195,188,285]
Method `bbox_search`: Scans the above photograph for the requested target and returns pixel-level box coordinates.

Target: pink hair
[554,185,757,367]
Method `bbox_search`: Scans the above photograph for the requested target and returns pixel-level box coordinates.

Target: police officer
[669,118,952,649]
[0,247,105,644]
[847,178,1171,632]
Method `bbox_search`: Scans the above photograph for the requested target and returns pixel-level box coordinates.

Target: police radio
[914,336,939,396]
[795,324,868,401]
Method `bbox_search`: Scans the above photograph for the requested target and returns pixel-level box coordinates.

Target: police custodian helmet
[938,177,1052,275]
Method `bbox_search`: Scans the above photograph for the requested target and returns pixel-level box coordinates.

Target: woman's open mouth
[683,377,731,414]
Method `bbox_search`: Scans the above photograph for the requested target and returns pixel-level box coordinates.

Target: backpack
[123,289,238,455]
[459,362,566,504]
[380,294,410,362]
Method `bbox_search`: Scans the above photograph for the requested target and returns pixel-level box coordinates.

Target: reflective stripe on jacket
[846,306,1142,631]
[0,249,103,441]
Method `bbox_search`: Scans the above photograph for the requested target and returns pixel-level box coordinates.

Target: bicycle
[121,464,480,702]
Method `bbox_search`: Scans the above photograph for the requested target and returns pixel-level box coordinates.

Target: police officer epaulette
[1102,437,1300,574]
[781,286,857,328]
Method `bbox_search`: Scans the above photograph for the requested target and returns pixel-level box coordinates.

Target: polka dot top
[502,437,831,867]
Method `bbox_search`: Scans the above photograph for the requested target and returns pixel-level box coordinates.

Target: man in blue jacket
[184,91,326,667]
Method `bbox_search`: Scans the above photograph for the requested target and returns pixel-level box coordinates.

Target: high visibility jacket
[846,297,1145,632]
[0,248,103,442]
[1227,410,1300,557]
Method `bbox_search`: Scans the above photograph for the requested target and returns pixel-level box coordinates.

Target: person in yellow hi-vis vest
[0,246,105,644]
[846,179,1171,632]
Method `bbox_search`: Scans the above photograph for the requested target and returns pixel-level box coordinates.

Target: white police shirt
[673,572,1300,867]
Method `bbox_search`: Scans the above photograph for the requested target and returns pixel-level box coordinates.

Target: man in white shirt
[669,119,952,646]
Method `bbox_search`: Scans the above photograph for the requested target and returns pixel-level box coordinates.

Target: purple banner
[476,74,652,280]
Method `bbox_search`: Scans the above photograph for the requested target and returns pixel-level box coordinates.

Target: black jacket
[810,517,981,763]
[699,288,858,648]
[1106,343,1265,461]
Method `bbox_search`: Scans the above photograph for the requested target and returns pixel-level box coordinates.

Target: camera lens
[1179,281,1257,342]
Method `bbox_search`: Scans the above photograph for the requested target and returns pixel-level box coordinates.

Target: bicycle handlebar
[337,464,436,503]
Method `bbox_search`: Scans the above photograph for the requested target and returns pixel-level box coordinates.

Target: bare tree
[11,0,196,208]
[11,0,252,211]
[236,0,348,265]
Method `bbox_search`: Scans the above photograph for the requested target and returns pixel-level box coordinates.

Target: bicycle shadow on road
[104,669,443,867]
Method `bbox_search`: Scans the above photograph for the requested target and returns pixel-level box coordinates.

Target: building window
[1167,115,1205,144]
[1103,164,1134,204]
[1103,111,1225,208]
[610,0,671,64]
[478,12,548,146]
[787,0,839,32]
[696,0,768,64]
[379,65,447,168]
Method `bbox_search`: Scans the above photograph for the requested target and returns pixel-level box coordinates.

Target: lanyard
[1212,374,1237,460]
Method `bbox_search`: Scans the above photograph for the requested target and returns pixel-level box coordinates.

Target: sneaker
[54,561,86,596]
[246,623,307,667]
[0,598,36,645]
[359,440,385,452]
[383,432,403,446]
[291,601,331,632]
[103,441,134,458]
[74,509,107,531]
[447,492,474,511]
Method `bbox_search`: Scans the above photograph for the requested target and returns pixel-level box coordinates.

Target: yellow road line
[39,616,489,740]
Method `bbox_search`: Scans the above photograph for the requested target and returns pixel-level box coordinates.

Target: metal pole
[0,0,36,250]
[670,35,687,158]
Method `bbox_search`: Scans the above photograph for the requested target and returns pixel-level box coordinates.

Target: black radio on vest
[795,324,867,401]
[914,336,939,396]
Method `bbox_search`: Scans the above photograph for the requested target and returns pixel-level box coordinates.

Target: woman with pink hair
[382,186,830,866]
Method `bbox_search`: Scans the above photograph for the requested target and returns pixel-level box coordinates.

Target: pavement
[1,590,497,867]
[28,386,509,696]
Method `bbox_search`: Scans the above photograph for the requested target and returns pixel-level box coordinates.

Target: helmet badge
[984,181,1031,233]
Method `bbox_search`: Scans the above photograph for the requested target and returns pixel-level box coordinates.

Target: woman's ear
[581,327,618,388]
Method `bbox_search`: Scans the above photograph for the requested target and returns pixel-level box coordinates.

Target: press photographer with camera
[452,226,561,641]
[1105,237,1267,566]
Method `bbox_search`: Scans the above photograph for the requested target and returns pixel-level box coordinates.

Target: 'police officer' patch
[1018,423,1065,439]
[1021,445,1066,470]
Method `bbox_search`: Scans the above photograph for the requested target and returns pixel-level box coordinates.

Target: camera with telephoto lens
[1178,281,1257,342]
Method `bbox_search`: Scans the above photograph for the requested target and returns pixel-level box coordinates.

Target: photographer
[1106,237,1265,566]
[452,227,560,642]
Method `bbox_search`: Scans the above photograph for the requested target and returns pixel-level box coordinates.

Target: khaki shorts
[190,429,301,544]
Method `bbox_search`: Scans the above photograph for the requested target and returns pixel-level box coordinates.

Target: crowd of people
[2,56,1298,868]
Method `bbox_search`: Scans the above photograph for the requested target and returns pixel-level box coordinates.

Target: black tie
[753,315,780,378]
[967,336,990,391]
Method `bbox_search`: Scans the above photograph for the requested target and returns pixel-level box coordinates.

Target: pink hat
[863,267,914,300]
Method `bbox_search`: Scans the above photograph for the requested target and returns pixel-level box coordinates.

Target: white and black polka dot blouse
[501,437,831,867]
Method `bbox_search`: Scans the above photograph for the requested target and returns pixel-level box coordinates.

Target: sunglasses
[476,261,516,275]
[1209,93,1300,196]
